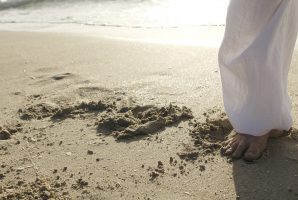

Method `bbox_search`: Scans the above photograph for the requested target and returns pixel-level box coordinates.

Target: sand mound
[97,104,193,140]
[177,111,233,161]
[18,103,59,120]
[190,112,232,155]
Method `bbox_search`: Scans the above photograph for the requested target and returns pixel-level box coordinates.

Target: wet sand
[0,31,298,200]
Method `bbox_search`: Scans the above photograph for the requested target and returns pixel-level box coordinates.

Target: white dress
[218,0,298,136]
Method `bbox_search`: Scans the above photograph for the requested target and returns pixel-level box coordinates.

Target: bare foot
[221,129,285,161]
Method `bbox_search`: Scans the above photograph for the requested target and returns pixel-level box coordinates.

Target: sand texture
[0,31,298,200]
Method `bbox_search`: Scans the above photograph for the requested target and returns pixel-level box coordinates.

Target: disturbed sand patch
[97,104,193,140]
[191,112,232,149]
[0,177,69,200]
[145,157,207,181]
[178,110,233,161]
[142,110,232,181]
[17,97,193,141]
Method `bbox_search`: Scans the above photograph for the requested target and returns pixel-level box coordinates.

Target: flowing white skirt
[219,0,298,136]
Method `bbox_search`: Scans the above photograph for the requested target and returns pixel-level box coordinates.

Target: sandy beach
[0,28,298,200]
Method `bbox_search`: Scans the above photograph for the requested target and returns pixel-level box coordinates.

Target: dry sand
[0,30,298,200]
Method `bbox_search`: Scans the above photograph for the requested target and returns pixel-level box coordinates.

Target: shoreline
[0,22,225,48]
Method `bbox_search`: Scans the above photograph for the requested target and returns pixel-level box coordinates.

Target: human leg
[219,0,298,160]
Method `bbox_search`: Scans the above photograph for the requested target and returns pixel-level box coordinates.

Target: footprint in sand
[76,86,112,98]
[51,73,75,81]
[30,72,79,87]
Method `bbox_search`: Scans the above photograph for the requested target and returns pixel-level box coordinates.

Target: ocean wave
[0,0,105,10]
[0,0,228,28]
[0,0,39,10]
[0,0,147,10]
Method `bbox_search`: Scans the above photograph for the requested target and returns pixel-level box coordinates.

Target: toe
[244,150,261,162]
[232,141,248,159]
[243,144,262,161]
[222,139,235,151]
[225,141,238,155]
[244,135,269,161]
[223,138,232,147]
[227,130,237,139]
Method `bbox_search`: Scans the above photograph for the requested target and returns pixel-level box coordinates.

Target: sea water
[0,0,229,28]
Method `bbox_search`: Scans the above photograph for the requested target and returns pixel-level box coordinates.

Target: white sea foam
[0,0,229,28]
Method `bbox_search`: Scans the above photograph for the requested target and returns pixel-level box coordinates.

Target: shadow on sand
[233,136,298,200]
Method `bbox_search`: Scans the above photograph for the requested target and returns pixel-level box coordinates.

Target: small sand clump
[289,128,298,140]
[0,128,11,140]
[177,150,199,161]
[0,124,22,140]
[148,161,166,180]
